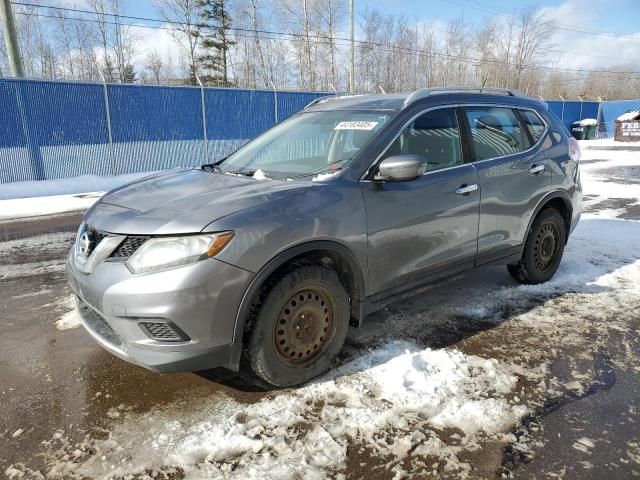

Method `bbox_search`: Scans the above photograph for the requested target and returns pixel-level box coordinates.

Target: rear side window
[382,108,463,173]
[464,107,527,160]
[520,109,546,143]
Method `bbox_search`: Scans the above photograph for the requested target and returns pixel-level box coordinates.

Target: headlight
[126,232,234,274]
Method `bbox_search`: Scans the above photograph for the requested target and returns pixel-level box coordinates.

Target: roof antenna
[378,85,386,94]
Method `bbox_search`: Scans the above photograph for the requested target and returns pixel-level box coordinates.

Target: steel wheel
[273,287,335,366]
[533,222,560,272]
[245,264,350,387]
[508,207,566,285]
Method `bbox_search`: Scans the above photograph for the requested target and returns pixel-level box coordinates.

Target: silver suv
[67,87,582,387]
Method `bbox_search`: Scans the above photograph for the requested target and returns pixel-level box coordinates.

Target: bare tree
[511,7,555,89]
[154,0,202,84]
[144,50,164,83]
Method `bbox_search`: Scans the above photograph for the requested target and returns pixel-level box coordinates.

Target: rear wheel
[244,265,349,387]
[508,207,566,284]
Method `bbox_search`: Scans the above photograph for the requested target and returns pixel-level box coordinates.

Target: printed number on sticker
[334,121,379,130]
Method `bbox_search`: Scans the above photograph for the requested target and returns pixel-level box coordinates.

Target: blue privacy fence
[0,78,327,184]
[1,78,640,185]
[546,99,640,136]
[546,100,600,131]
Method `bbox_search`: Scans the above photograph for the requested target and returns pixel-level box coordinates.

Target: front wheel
[508,207,566,284]
[244,265,350,387]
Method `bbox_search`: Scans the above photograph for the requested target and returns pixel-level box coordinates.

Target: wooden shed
[615,110,640,142]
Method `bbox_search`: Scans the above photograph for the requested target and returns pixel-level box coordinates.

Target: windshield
[218,110,392,179]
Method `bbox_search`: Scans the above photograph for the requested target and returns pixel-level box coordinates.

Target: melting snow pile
[26,342,526,479]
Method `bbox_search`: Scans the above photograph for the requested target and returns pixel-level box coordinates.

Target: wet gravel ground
[1,152,640,479]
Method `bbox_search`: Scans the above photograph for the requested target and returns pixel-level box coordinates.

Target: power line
[10,4,640,82]
[13,0,640,64]
[441,0,640,41]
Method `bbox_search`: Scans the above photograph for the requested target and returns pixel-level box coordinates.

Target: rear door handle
[528,164,545,175]
[455,184,478,195]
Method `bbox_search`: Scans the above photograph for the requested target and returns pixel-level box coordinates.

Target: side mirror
[375,154,425,182]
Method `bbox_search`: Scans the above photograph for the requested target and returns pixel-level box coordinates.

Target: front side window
[520,109,546,143]
[220,110,391,179]
[465,107,527,160]
[381,108,463,173]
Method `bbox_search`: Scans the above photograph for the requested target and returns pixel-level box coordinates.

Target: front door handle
[455,184,478,195]
[528,164,545,175]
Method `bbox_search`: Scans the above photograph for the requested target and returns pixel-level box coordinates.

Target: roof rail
[304,96,334,109]
[304,93,365,109]
[404,86,525,107]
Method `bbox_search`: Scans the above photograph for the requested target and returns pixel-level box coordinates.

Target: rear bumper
[66,253,253,372]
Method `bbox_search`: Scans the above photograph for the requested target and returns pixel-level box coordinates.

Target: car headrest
[475,114,502,131]
[351,129,371,149]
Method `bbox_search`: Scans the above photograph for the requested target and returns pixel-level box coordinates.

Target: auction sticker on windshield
[334,121,379,130]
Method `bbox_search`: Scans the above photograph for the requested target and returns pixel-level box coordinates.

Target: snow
[617,110,640,122]
[578,118,598,126]
[26,340,525,479]
[312,170,340,182]
[0,193,101,221]
[55,308,81,331]
[0,172,154,200]
[579,138,640,147]
[252,168,268,180]
[52,296,82,331]
[573,437,596,453]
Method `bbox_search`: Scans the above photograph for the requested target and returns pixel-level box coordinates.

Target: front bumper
[66,252,254,372]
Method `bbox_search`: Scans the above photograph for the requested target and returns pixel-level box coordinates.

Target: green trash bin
[571,121,586,140]
[580,119,598,140]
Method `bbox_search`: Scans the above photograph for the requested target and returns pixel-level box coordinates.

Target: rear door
[462,105,552,263]
[362,107,480,297]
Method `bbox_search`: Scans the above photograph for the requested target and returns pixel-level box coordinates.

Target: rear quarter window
[520,110,547,143]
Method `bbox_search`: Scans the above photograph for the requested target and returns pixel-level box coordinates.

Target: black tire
[508,207,566,285]
[244,265,350,387]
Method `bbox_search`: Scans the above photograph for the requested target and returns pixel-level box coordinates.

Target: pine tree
[122,64,137,83]
[196,0,235,86]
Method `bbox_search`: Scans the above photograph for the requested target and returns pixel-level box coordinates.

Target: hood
[84,169,306,235]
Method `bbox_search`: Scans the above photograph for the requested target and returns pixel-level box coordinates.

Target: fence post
[271,80,278,124]
[596,96,603,137]
[13,79,45,181]
[99,72,116,175]
[579,97,584,120]
[196,76,209,162]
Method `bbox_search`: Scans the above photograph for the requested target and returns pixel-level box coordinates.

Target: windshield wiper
[201,163,222,173]
[226,169,256,177]
[201,156,228,173]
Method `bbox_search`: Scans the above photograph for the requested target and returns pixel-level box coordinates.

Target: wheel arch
[526,191,573,244]
[231,240,367,348]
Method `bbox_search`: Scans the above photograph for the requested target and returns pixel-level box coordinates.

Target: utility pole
[0,0,24,77]
[349,0,354,93]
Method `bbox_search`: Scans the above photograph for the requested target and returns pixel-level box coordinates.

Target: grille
[77,298,123,347]
[139,321,187,342]
[85,227,107,256]
[110,236,149,258]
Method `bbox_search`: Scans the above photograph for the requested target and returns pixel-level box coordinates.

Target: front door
[362,107,480,297]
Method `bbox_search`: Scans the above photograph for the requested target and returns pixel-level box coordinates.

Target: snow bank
[0,172,153,200]
[0,193,101,221]
[29,341,525,479]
